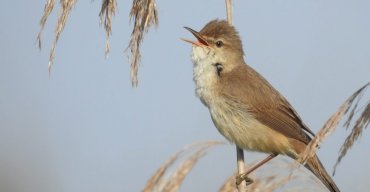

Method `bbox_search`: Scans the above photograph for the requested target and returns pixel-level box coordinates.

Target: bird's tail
[304,154,340,192]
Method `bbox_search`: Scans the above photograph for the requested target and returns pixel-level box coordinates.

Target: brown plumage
[183,19,340,192]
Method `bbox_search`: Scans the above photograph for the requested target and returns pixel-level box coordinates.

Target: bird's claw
[236,173,254,186]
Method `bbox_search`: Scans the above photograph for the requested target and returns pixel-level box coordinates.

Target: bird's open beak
[181,27,209,46]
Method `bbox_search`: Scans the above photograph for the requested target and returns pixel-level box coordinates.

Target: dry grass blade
[127,0,158,87]
[142,148,183,192]
[142,141,224,192]
[48,0,77,74]
[38,0,56,49]
[99,0,117,57]
[298,82,370,165]
[333,100,370,175]
[161,146,208,192]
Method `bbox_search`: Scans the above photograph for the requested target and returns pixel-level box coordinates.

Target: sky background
[1,0,370,192]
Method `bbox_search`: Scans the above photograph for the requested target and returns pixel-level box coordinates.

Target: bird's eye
[215,41,223,48]
[213,63,223,76]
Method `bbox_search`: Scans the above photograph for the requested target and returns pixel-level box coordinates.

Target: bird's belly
[209,105,293,155]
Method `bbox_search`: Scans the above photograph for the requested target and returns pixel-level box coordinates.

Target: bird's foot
[235,173,254,186]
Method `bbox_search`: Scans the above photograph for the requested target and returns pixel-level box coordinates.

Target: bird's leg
[235,174,254,186]
[245,153,278,175]
[236,153,278,186]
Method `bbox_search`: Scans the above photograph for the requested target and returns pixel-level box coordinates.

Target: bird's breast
[208,98,293,155]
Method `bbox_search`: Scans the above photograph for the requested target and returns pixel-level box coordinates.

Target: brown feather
[218,64,314,145]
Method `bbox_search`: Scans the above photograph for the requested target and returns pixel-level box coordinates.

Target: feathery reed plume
[298,82,370,166]
[99,0,117,57]
[38,0,77,74]
[142,146,186,192]
[38,0,56,49]
[333,93,370,175]
[161,147,207,192]
[127,0,158,87]
[143,141,224,192]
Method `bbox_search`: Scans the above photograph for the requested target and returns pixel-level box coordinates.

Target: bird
[182,19,340,192]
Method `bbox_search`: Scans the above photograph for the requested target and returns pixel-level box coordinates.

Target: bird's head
[182,19,244,75]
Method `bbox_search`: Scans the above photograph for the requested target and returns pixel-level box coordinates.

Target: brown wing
[219,64,314,145]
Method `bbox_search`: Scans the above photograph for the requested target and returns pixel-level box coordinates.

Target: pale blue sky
[1,0,370,192]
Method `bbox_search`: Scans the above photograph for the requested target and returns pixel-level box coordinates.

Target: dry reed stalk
[298,82,370,167]
[99,0,117,58]
[38,0,56,49]
[127,0,158,87]
[225,0,233,25]
[142,141,224,192]
[235,146,247,192]
[224,1,247,191]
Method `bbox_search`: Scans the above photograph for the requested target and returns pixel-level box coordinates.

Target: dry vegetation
[99,0,117,58]
[127,0,158,87]
[298,82,370,171]
[37,0,370,191]
[38,0,77,74]
[142,141,224,192]
[142,141,328,192]
[38,0,157,86]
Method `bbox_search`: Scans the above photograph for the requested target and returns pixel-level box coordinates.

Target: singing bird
[182,20,340,192]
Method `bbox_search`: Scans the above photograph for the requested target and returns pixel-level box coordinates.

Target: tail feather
[305,154,340,192]
[289,139,340,192]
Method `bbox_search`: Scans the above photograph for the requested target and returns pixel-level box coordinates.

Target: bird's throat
[191,46,220,106]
